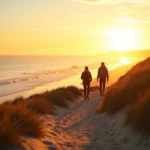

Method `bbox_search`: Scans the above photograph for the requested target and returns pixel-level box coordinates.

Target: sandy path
[10,91,150,150]
[17,91,100,150]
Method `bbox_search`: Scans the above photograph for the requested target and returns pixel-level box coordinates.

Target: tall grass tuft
[66,86,82,97]
[11,96,24,105]
[27,97,53,114]
[45,87,76,108]
[0,85,81,145]
[0,103,44,138]
[0,114,21,146]
[127,89,150,134]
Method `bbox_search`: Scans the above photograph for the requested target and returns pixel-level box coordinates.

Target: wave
[0,66,82,86]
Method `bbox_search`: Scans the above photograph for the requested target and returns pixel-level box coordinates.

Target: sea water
[0,54,125,102]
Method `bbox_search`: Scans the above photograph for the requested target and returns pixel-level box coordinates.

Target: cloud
[72,0,150,24]
[73,0,150,5]
[72,0,101,4]
[118,18,150,24]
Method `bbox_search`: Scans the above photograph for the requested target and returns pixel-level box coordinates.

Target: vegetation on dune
[127,90,150,134]
[0,86,82,146]
[45,88,74,108]
[11,96,25,105]
[0,103,44,139]
[27,96,53,114]
[0,114,21,146]
[98,57,150,114]
[66,86,82,97]
[97,57,150,135]
[44,86,82,108]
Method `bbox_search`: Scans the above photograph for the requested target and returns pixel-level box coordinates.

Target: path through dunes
[14,91,150,150]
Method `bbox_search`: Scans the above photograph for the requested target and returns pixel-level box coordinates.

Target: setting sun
[109,29,139,51]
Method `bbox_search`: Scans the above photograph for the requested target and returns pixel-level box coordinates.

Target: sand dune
[6,90,150,150]
[4,61,149,150]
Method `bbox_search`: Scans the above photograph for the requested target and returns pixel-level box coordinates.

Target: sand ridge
[7,91,150,150]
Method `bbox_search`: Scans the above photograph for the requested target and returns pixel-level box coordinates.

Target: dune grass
[126,90,150,134]
[98,57,150,114]
[67,86,82,97]
[44,86,82,108]
[0,114,21,146]
[0,86,82,146]
[45,88,74,108]
[27,96,53,114]
[96,57,150,134]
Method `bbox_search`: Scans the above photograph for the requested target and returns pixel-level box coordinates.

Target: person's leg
[83,82,86,100]
[99,79,103,96]
[87,82,90,99]
[102,79,106,95]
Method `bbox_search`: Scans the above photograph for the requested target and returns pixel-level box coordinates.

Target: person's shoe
[102,92,105,96]
[84,97,87,100]
[87,96,89,100]
[100,93,102,97]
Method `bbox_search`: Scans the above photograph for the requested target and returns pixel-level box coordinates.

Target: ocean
[0,55,102,80]
[0,55,107,97]
[0,54,131,102]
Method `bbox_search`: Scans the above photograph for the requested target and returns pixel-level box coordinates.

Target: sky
[0,0,150,55]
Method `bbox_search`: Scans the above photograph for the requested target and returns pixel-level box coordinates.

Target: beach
[1,0,150,149]
[5,60,150,150]
[1,56,150,150]
[0,54,134,103]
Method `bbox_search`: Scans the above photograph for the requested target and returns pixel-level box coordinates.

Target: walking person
[81,66,92,100]
[97,62,109,96]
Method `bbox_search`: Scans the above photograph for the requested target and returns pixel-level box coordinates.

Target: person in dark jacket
[97,62,109,96]
[81,66,92,100]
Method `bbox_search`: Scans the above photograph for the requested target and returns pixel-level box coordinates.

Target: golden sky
[0,0,150,55]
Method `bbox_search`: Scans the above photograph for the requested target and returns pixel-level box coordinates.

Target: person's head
[101,62,105,66]
[85,66,88,71]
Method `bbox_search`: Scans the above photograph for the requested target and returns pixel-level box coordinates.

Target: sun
[109,29,138,51]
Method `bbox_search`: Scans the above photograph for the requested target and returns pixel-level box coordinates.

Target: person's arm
[81,72,83,80]
[97,68,99,81]
[106,68,109,82]
[90,72,92,82]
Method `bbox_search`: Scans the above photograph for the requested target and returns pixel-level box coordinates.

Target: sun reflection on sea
[121,57,132,65]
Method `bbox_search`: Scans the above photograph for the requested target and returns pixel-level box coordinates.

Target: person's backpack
[82,71,91,83]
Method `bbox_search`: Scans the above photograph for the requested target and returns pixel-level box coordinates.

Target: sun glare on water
[121,57,131,64]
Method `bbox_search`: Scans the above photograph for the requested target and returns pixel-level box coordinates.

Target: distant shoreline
[0,62,132,103]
